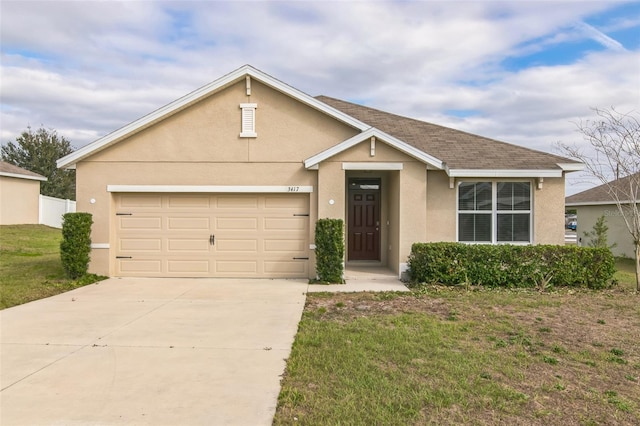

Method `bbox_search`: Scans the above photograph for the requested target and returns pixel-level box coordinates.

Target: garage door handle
[209,234,215,246]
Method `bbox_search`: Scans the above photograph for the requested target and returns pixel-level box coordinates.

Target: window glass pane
[475,182,492,210]
[459,213,491,242]
[497,182,530,211]
[512,182,530,210]
[497,213,530,242]
[459,182,492,211]
[458,183,476,210]
[497,182,513,210]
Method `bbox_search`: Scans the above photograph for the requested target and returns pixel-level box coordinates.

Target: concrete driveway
[0,278,307,425]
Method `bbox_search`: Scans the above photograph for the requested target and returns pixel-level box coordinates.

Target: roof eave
[446,169,564,178]
[566,200,638,207]
[0,171,47,181]
[304,128,445,170]
[558,162,584,173]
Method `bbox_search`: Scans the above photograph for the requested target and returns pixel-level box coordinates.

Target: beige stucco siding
[426,171,456,242]
[576,204,634,257]
[398,162,428,272]
[534,176,565,245]
[387,171,401,273]
[0,176,41,225]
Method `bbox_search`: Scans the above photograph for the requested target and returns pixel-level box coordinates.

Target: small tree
[1,126,76,200]
[559,107,640,292]
[582,215,617,250]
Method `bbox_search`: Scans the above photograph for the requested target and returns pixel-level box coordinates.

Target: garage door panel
[167,239,210,252]
[264,260,307,274]
[264,217,306,230]
[118,195,162,209]
[168,217,210,230]
[216,260,258,273]
[264,196,306,209]
[264,239,306,252]
[216,239,258,252]
[114,193,308,278]
[216,196,259,209]
[216,217,258,230]
[118,259,162,274]
[168,260,210,273]
[119,217,162,230]
[120,238,162,252]
[167,196,210,208]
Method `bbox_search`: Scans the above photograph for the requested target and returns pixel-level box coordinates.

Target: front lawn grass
[275,284,639,424]
[0,225,105,309]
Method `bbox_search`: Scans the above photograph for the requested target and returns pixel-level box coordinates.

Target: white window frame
[456,180,533,244]
[240,103,257,138]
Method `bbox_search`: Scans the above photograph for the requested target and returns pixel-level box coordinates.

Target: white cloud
[0,0,637,196]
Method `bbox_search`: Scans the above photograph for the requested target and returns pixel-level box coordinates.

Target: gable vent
[240,103,257,138]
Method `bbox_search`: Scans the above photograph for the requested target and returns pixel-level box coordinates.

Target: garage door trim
[107,185,313,193]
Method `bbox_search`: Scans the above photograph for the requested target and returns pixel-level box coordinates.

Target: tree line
[1,126,75,200]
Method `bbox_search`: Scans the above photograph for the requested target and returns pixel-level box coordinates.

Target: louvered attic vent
[240,103,257,137]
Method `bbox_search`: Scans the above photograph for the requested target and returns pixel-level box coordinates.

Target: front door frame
[347,177,381,261]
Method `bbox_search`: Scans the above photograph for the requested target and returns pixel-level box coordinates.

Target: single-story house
[565,174,639,258]
[0,161,47,225]
[57,65,582,279]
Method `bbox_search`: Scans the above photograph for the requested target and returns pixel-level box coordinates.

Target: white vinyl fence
[39,195,76,228]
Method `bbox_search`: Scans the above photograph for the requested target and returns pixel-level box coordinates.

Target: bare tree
[559,107,640,292]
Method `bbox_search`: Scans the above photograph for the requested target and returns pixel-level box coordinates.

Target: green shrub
[60,212,93,279]
[314,218,345,283]
[408,243,615,289]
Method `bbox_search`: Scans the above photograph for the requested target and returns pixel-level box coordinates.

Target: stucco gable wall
[88,80,358,164]
[330,138,422,163]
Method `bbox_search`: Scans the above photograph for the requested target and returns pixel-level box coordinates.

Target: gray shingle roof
[0,161,46,180]
[565,173,640,205]
[316,96,579,171]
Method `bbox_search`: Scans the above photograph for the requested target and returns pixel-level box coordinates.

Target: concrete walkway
[307,265,410,293]
[0,278,308,426]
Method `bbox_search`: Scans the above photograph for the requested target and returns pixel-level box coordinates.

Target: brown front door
[348,179,380,261]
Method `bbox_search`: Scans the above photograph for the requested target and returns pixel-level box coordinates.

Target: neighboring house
[57,65,582,279]
[565,174,639,258]
[0,161,47,225]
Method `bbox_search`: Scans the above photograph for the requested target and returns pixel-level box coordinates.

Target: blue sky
[1,0,639,194]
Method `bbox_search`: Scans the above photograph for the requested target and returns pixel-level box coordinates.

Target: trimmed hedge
[315,218,345,283]
[60,212,93,279]
[408,243,615,289]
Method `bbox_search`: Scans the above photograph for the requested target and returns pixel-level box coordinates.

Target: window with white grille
[240,103,257,137]
[457,181,532,243]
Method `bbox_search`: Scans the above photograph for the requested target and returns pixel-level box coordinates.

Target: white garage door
[113,193,309,278]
